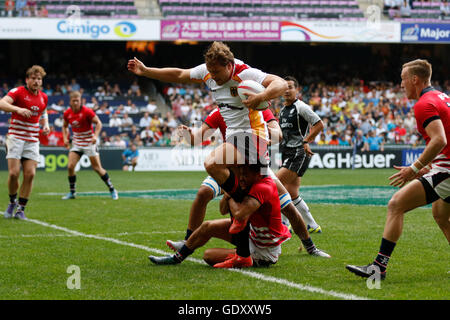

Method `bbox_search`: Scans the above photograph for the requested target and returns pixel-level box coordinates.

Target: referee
[276,76,324,233]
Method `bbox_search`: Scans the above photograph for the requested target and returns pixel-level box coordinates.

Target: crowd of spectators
[1,0,48,17]
[0,76,449,151]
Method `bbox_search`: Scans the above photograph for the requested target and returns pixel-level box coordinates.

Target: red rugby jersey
[247,176,291,248]
[414,87,450,168]
[63,105,96,147]
[7,86,48,143]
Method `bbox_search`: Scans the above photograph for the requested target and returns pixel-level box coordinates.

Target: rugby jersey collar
[420,86,435,97]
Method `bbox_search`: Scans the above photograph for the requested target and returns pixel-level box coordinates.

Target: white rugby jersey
[190,59,269,141]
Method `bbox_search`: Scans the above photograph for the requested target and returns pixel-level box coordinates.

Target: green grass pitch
[0,169,448,300]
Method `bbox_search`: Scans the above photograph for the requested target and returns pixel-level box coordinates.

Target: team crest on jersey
[230,86,238,97]
[72,120,80,127]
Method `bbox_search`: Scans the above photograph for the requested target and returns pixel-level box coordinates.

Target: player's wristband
[410,163,420,174]
[41,113,48,119]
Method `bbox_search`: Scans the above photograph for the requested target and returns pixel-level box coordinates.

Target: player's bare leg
[432,199,450,243]
[7,159,21,197]
[150,219,232,265]
[204,142,242,184]
[347,180,428,280]
[4,159,21,218]
[14,159,37,219]
[62,152,81,200]
[277,167,321,233]
[203,248,236,266]
[90,155,118,200]
[383,180,427,242]
[187,186,214,232]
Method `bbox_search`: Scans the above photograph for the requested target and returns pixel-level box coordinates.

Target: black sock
[101,173,114,192]
[219,170,245,202]
[9,193,17,204]
[174,244,194,262]
[374,238,396,273]
[68,175,76,194]
[301,237,316,254]
[232,223,250,258]
[185,229,193,241]
[17,197,28,212]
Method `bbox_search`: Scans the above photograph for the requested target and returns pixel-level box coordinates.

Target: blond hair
[204,41,234,66]
[70,91,81,99]
[26,65,46,78]
[402,59,432,83]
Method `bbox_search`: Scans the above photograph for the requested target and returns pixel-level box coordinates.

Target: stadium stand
[0,0,139,18]
[159,0,366,20]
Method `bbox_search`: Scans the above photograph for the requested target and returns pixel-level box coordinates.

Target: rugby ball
[237,80,270,111]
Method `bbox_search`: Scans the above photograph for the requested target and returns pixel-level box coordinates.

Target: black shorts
[281,147,311,177]
[226,132,269,166]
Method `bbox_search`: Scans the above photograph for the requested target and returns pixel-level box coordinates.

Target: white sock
[292,196,319,229]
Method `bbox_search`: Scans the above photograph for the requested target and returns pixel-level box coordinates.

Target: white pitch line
[26,218,371,301]
[0,230,184,239]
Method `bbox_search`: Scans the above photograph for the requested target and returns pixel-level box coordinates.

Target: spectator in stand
[95,86,106,98]
[54,115,64,129]
[70,78,80,92]
[96,101,111,115]
[166,112,178,130]
[127,125,141,146]
[121,113,134,131]
[144,99,157,113]
[140,125,154,146]
[352,129,368,152]
[112,135,126,148]
[128,80,141,97]
[328,134,340,146]
[53,84,63,95]
[112,83,122,97]
[15,0,27,16]
[139,112,152,128]
[38,4,48,17]
[366,130,384,151]
[27,0,36,16]
[316,132,327,145]
[86,96,99,109]
[150,113,161,132]
[109,113,122,128]
[100,131,111,146]
[49,99,66,113]
[126,102,140,115]
[5,0,15,17]
[441,0,450,17]
[42,84,52,96]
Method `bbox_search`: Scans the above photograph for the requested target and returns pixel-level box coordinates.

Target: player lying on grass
[168,107,329,257]
[149,164,291,268]
[346,59,450,280]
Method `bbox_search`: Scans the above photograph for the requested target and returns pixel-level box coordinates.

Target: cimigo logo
[114,22,137,38]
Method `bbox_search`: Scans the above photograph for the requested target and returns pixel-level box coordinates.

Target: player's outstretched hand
[304,143,314,156]
[127,57,146,76]
[388,165,416,188]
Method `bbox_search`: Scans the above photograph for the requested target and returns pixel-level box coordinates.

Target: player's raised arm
[127,57,193,84]
[0,95,32,118]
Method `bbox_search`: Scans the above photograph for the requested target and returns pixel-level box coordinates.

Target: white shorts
[419,165,450,203]
[5,135,40,162]
[249,239,282,266]
[70,144,99,158]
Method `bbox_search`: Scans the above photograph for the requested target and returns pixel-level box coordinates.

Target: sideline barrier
[0,146,424,171]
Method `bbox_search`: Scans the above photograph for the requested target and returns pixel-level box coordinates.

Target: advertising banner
[0,148,123,171]
[0,18,160,40]
[401,23,450,43]
[281,20,401,43]
[401,148,425,166]
[160,20,281,41]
